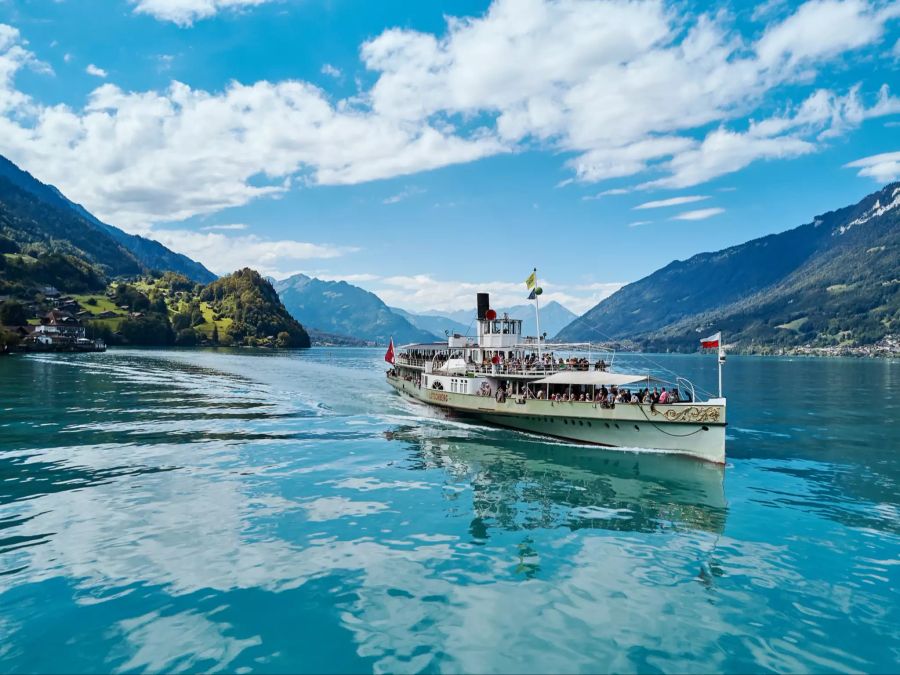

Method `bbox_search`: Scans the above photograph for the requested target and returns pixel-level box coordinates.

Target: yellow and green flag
[525,270,536,290]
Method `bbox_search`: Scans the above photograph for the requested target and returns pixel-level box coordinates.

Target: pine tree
[211,323,219,344]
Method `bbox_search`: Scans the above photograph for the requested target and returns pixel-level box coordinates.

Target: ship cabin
[392,292,624,397]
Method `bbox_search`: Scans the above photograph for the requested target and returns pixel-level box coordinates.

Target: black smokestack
[477,293,490,320]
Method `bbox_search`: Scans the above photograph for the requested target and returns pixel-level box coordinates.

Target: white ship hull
[388,375,726,464]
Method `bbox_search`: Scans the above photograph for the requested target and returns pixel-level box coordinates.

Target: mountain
[412,300,577,338]
[502,301,577,338]
[556,183,900,351]
[199,269,310,347]
[0,155,215,283]
[390,307,470,337]
[272,273,438,345]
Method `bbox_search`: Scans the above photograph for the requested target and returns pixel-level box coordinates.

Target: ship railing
[431,362,607,377]
[395,356,428,368]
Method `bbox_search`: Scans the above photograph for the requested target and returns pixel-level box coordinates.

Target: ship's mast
[532,267,543,360]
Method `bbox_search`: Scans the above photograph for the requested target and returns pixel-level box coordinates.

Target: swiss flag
[384,338,395,364]
[701,332,721,349]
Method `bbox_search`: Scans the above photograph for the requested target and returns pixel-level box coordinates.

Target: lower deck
[387,372,726,464]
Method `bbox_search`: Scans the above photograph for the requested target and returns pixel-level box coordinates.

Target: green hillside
[0,155,215,284]
[199,269,310,347]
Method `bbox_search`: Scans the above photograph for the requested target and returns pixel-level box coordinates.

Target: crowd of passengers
[421,352,609,372]
[385,368,421,387]
[511,384,688,405]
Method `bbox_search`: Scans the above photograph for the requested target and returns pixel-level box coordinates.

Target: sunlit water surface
[0,348,897,673]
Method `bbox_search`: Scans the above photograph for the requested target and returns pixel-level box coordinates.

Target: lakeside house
[19,310,105,352]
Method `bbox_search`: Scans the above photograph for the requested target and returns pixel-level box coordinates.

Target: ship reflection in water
[385,424,727,538]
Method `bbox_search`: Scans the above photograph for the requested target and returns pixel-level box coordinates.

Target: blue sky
[0,0,897,312]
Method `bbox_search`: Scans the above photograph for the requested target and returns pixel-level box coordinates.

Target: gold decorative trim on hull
[652,406,721,423]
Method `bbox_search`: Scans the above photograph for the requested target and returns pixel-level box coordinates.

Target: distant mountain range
[273,277,578,345]
[0,155,215,284]
[556,183,900,352]
[390,307,470,337]
[272,273,437,345]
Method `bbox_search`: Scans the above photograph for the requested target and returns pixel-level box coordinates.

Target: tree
[0,236,19,254]
[175,327,198,346]
[0,328,21,352]
[211,323,219,344]
[119,315,175,346]
[0,301,28,326]
[276,331,292,348]
[172,312,192,331]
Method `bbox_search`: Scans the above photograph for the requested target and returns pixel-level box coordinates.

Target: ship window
[587,422,591,427]
[615,423,620,429]
[634,425,639,431]
[578,421,583,426]
[702,425,709,431]
[605,422,610,428]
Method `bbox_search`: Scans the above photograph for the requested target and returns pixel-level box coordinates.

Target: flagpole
[533,267,543,360]
[718,334,725,398]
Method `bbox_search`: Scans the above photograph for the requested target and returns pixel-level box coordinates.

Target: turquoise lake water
[0,348,897,673]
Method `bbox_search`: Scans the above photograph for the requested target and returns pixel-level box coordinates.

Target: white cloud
[383,186,425,204]
[130,0,274,26]
[844,151,900,182]
[627,220,651,227]
[149,229,352,277]
[582,187,631,200]
[85,63,107,78]
[369,274,621,314]
[672,207,725,221]
[634,195,709,209]
[644,129,817,189]
[200,223,248,231]
[756,0,889,69]
[321,63,341,78]
[0,1,897,230]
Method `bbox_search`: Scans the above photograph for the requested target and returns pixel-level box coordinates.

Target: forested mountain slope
[556,183,900,351]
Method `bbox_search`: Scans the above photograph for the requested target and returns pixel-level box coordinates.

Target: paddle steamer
[386,292,727,464]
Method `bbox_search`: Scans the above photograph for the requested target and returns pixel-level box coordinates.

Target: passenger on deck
[659,388,670,404]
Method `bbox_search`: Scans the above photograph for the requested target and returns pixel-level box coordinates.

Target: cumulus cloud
[0,0,897,231]
[844,151,900,182]
[369,274,621,314]
[130,0,274,26]
[85,63,107,78]
[149,229,352,277]
[672,207,725,221]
